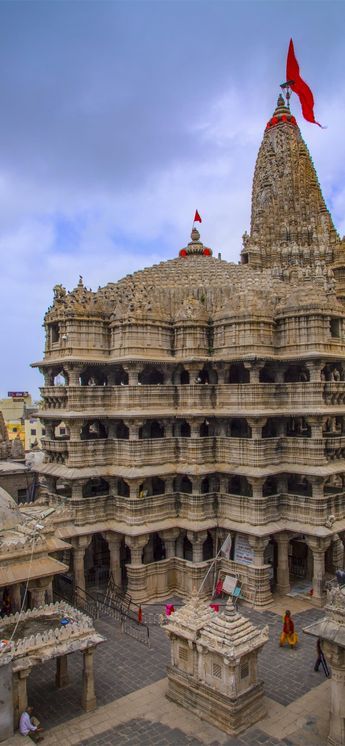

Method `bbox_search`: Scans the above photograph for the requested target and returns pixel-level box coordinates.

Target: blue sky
[1,0,345,399]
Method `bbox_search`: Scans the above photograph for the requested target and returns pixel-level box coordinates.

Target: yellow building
[6,422,25,444]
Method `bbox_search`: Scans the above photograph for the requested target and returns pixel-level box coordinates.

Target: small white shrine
[161,596,268,735]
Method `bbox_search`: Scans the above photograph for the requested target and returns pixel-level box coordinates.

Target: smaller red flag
[194,210,202,223]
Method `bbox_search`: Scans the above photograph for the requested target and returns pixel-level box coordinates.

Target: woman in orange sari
[279,609,298,648]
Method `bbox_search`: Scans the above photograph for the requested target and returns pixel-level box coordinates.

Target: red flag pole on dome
[284,39,323,127]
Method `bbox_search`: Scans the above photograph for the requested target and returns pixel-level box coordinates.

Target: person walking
[279,609,298,648]
[314,637,330,677]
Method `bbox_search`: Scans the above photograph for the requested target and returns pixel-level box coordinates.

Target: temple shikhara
[3,91,345,621]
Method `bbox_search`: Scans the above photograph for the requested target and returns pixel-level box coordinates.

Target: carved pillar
[124,364,140,386]
[322,642,345,746]
[15,669,31,728]
[192,475,202,495]
[333,534,345,571]
[56,655,69,688]
[28,576,52,608]
[71,535,92,594]
[81,647,96,712]
[176,529,186,558]
[128,419,142,440]
[128,479,142,499]
[161,529,180,559]
[103,532,122,586]
[244,362,264,384]
[276,532,291,595]
[187,530,208,563]
[125,534,150,565]
[71,479,86,501]
[248,477,265,499]
[306,536,332,603]
[306,416,324,439]
[67,364,82,386]
[306,360,322,383]
[9,583,21,613]
[247,417,267,439]
[164,420,174,438]
[217,365,227,384]
[310,476,325,500]
[190,418,201,438]
[69,419,82,440]
[247,535,269,567]
[165,475,174,493]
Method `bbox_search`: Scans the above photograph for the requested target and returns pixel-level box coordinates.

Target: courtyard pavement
[6,596,331,746]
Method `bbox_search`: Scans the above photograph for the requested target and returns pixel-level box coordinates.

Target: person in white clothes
[19,707,44,742]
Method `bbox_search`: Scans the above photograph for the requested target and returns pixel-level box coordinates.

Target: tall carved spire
[241,95,340,270]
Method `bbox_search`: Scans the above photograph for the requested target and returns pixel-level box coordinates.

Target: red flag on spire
[194,210,202,223]
[286,39,321,127]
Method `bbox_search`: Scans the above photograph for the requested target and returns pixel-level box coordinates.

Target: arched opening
[80,420,108,440]
[286,417,311,437]
[80,367,108,386]
[112,366,129,385]
[203,531,214,561]
[152,476,165,495]
[259,364,276,383]
[83,478,109,498]
[117,478,130,497]
[228,363,250,384]
[322,363,343,382]
[201,476,210,494]
[195,368,209,384]
[139,366,164,385]
[262,419,279,438]
[263,476,279,497]
[85,534,110,588]
[180,368,190,385]
[174,474,192,494]
[183,535,193,561]
[174,419,191,437]
[139,420,165,439]
[200,419,210,437]
[114,420,129,439]
[228,418,251,438]
[284,365,309,383]
[287,475,312,496]
[52,369,69,386]
[228,475,252,497]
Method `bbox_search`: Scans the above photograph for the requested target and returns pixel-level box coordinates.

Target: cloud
[0,1,345,397]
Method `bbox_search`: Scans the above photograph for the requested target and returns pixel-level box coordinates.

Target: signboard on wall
[233,534,254,566]
[8,391,29,399]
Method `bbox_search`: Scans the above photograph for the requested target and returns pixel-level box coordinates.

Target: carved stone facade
[27,95,345,606]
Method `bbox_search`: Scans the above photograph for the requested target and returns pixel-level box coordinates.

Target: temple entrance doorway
[288,536,313,595]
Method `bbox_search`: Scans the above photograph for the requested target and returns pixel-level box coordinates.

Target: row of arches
[54,472,335,500]
[47,415,344,442]
[45,361,345,387]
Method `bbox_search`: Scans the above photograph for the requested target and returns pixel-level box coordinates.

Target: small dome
[175,297,209,322]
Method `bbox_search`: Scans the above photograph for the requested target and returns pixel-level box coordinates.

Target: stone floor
[6,595,331,746]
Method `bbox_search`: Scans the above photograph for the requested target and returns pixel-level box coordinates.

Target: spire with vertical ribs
[240,95,340,273]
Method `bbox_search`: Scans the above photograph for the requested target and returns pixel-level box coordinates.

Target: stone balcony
[41,434,339,468]
[46,488,345,529]
[39,382,345,415]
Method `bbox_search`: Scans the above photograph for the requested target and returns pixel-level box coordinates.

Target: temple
[0,92,340,612]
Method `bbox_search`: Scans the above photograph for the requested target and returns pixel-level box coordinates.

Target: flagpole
[197,545,223,597]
